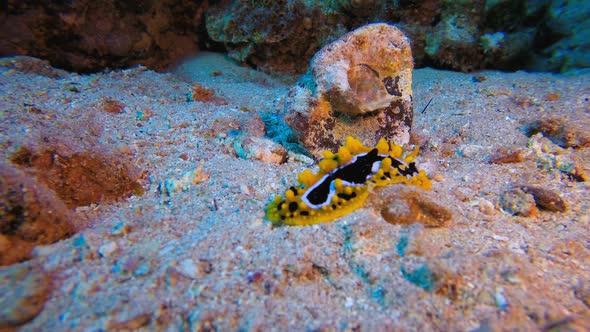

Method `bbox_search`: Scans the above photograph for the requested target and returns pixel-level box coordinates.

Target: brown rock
[0,162,74,266]
[10,147,142,209]
[370,185,453,228]
[526,118,590,149]
[190,83,227,105]
[519,186,567,212]
[284,23,414,158]
[101,98,126,114]
[0,56,68,79]
[489,148,530,164]
[0,1,207,72]
[499,188,538,217]
[237,137,287,164]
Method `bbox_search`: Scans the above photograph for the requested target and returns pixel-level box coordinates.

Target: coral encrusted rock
[284,23,414,158]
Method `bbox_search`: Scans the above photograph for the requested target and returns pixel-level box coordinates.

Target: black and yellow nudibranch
[266,136,431,226]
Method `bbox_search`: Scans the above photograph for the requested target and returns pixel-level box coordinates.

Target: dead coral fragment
[158,165,209,196]
[101,98,125,114]
[501,185,568,216]
[190,83,215,102]
[489,148,530,164]
[500,188,538,217]
[526,118,590,149]
[372,185,453,227]
[235,137,287,164]
[190,83,227,104]
[528,133,586,182]
[519,186,567,212]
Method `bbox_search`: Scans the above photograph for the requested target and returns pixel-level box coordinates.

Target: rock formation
[284,23,414,158]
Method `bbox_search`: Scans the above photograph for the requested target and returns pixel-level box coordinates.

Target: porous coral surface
[0,53,589,330]
[285,24,415,158]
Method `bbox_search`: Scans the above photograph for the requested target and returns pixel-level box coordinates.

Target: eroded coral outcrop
[284,23,414,158]
[206,0,590,73]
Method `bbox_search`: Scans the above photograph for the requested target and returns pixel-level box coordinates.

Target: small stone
[373,185,453,227]
[174,259,200,280]
[0,262,51,327]
[239,184,251,196]
[473,74,488,82]
[500,188,538,217]
[133,260,151,277]
[489,148,529,164]
[111,221,129,236]
[246,271,263,284]
[476,198,496,216]
[520,186,567,212]
[101,98,125,114]
[158,165,210,196]
[190,83,216,102]
[344,297,354,308]
[459,144,483,158]
[494,289,508,310]
[98,241,118,258]
[492,235,509,242]
[241,112,266,137]
[238,137,287,164]
[108,312,151,330]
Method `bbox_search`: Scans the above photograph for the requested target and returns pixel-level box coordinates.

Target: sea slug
[266,136,431,226]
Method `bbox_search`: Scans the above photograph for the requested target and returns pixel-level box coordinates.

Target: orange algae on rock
[266,136,431,226]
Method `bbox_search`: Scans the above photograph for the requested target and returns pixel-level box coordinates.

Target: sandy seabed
[0,52,589,331]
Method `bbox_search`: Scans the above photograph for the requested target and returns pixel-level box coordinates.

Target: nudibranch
[266,136,431,226]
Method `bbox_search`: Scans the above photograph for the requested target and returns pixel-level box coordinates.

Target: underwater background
[1,1,589,331]
[2,0,589,74]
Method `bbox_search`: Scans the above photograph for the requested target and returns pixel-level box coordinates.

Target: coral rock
[526,118,590,149]
[0,162,75,266]
[500,188,538,217]
[285,23,414,158]
[0,1,206,72]
[205,1,346,74]
[158,165,210,196]
[370,184,453,228]
[519,186,567,213]
[238,137,287,164]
